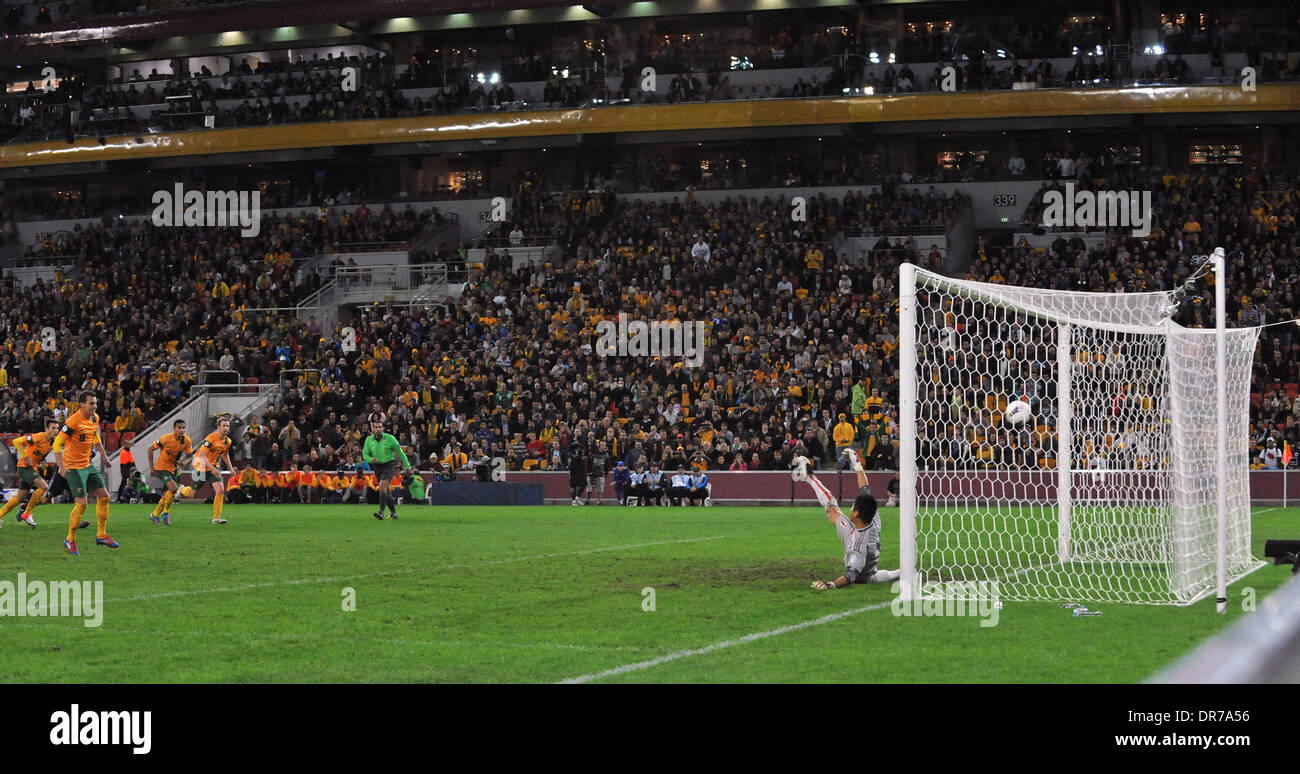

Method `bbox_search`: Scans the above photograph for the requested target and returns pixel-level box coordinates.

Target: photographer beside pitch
[364,416,412,520]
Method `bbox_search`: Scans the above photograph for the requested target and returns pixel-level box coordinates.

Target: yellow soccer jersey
[16,432,55,469]
[151,433,193,473]
[194,431,233,469]
[56,412,101,470]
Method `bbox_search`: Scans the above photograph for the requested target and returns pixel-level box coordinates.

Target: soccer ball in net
[1004,400,1032,427]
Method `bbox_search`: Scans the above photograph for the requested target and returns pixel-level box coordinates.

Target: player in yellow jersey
[54,392,115,555]
[179,416,235,524]
[146,419,192,526]
[0,417,58,528]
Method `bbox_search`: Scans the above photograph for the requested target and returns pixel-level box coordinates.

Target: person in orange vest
[258,469,277,504]
[297,465,315,503]
[277,467,297,503]
[116,438,137,503]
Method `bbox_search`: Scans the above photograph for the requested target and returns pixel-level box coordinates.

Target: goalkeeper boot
[211,518,227,525]
[162,513,171,526]
[150,513,160,525]
[64,539,79,556]
[18,513,35,528]
[95,536,120,549]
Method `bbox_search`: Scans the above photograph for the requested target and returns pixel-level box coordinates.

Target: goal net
[897,264,1264,605]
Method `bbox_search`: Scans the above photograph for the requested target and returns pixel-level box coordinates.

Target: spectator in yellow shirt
[832,413,857,465]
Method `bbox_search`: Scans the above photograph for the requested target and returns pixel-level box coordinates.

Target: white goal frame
[898,259,1264,607]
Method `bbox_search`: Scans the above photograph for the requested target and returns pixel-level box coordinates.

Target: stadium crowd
[0,186,964,484]
[2,166,1298,494]
[0,202,432,448]
[991,165,1300,466]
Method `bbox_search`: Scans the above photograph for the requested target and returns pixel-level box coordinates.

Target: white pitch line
[32,535,727,610]
[558,600,895,684]
[1252,507,1279,516]
[1,622,661,654]
[558,561,1059,684]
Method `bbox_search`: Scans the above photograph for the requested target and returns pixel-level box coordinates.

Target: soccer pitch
[0,504,1294,683]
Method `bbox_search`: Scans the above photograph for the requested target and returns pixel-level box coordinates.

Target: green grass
[0,502,1294,683]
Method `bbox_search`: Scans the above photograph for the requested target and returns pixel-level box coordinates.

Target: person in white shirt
[642,462,666,505]
[627,464,646,504]
[838,275,852,294]
[1260,438,1283,469]
[508,226,524,246]
[690,235,711,266]
[668,467,692,505]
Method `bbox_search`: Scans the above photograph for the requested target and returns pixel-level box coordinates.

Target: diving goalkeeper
[793,449,900,591]
[363,416,412,520]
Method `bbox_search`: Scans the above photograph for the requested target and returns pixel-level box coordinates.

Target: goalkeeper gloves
[842,448,864,473]
[811,580,837,590]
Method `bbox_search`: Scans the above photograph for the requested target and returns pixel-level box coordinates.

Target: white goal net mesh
[904,266,1263,605]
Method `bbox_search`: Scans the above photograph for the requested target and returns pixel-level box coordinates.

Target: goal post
[897,262,1265,606]
[1057,321,1072,564]
[899,262,918,601]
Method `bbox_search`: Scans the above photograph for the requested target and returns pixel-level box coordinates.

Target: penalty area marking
[558,600,895,684]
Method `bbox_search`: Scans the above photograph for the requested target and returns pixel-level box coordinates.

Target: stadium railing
[104,381,275,495]
[331,241,411,253]
[197,369,242,388]
[242,261,450,331]
[408,211,461,258]
[840,224,949,238]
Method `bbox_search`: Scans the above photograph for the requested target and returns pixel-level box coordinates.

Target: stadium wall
[501,469,1300,505]
[504,470,899,504]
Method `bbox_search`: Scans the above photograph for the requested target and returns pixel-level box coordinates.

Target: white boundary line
[557,600,895,684]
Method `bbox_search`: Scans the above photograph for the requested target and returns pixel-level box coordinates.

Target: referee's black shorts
[375,461,399,482]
